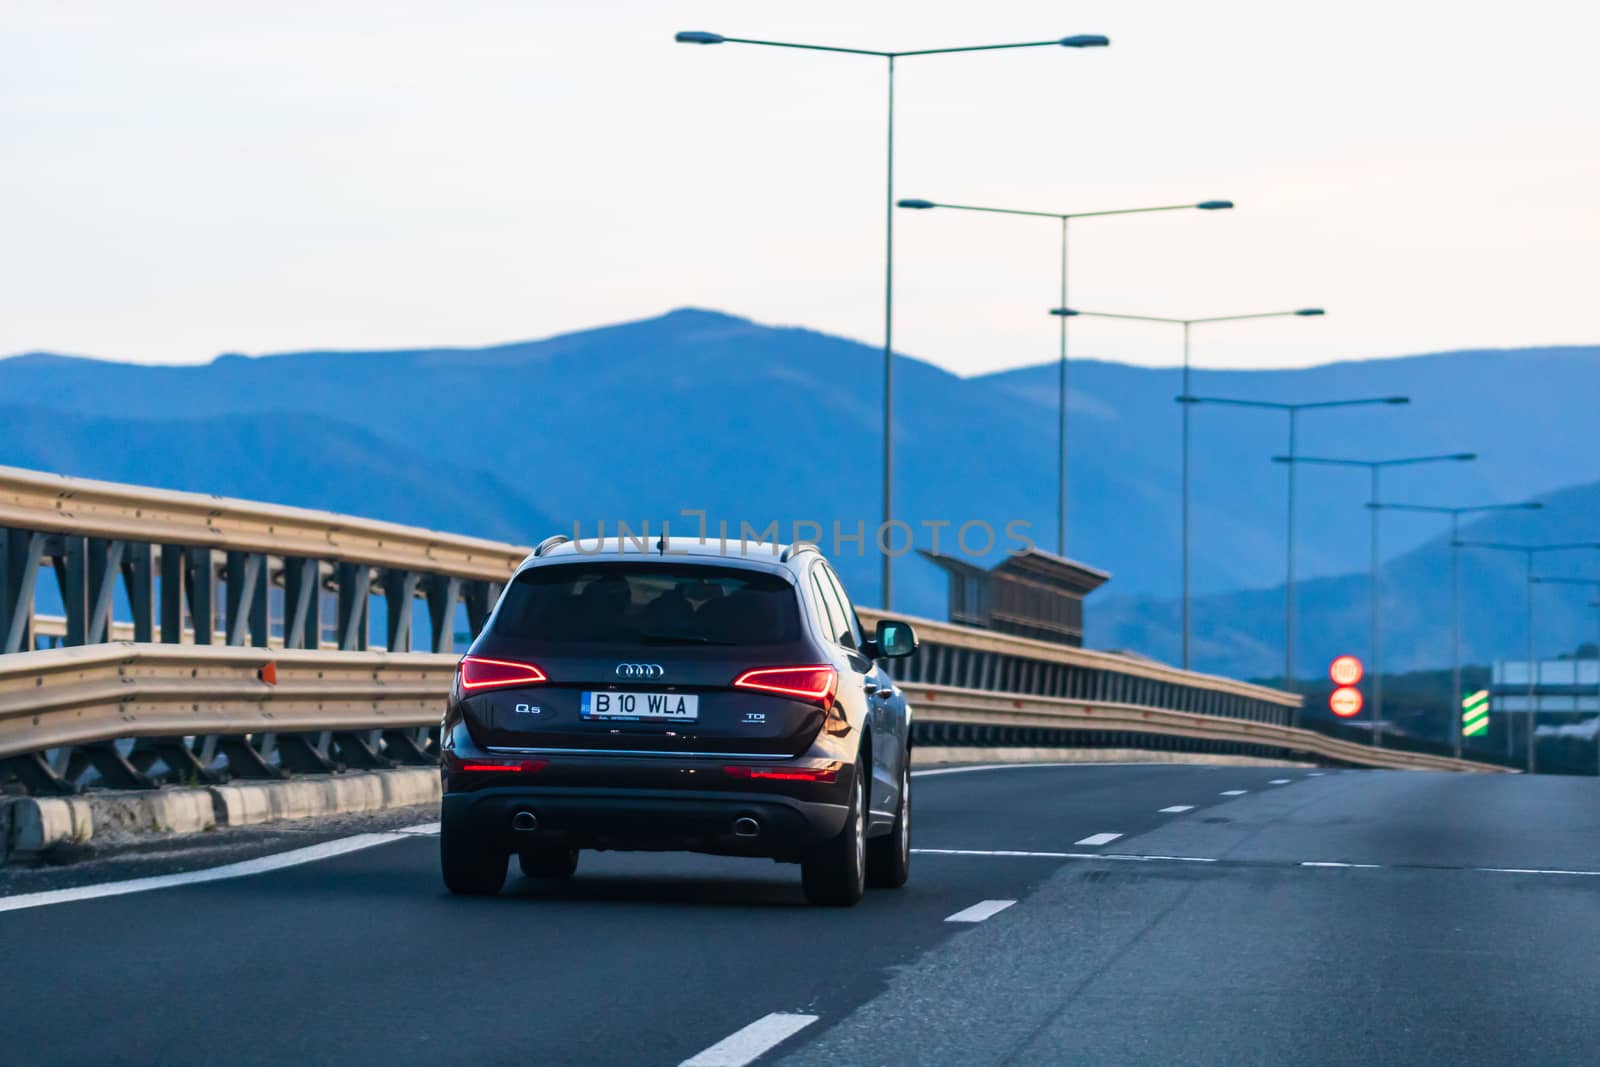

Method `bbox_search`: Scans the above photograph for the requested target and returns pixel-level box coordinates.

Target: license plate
[581,690,699,722]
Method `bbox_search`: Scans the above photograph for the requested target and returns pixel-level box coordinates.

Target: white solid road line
[1220,789,1248,796]
[0,822,440,914]
[679,1012,820,1067]
[911,761,1155,778]
[945,899,1017,923]
[1075,832,1123,846]
[1158,805,1195,814]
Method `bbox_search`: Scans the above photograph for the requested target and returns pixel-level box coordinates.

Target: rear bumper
[442,785,849,860]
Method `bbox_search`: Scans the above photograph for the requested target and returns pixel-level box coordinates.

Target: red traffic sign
[1329,686,1365,718]
[1329,655,1364,687]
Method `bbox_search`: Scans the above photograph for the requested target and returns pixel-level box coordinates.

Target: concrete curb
[2,768,441,862]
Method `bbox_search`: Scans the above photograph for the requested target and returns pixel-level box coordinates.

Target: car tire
[518,846,579,880]
[866,756,910,889]
[801,763,867,907]
[440,822,508,896]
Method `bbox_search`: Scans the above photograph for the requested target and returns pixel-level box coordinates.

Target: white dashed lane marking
[679,1012,819,1066]
[1301,861,1383,869]
[1269,779,1291,785]
[1220,790,1248,796]
[1074,832,1123,846]
[944,899,1017,923]
[1158,805,1194,814]
[916,849,1600,879]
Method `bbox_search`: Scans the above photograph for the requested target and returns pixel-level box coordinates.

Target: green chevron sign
[1462,689,1490,737]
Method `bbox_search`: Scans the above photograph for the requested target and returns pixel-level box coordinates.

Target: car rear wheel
[440,823,508,896]
[867,757,910,889]
[519,846,580,880]
[801,764,866,906]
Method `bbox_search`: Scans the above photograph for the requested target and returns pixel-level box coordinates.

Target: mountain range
[3,308,1596,677]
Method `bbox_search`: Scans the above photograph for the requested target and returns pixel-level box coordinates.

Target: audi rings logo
[615,663,665,679]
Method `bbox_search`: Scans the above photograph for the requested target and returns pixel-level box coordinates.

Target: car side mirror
[871,619,918,659]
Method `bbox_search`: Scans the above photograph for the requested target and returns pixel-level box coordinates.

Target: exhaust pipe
[732,816,761,838]
[512,810,539,832]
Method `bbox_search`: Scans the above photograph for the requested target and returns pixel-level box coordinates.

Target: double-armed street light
[1175,395,1411,702]
[897,197,1234,556]
[1456,541,1600,772]
[1051,307,1326,669]
[1273,453,1478,746]
[1366,501,1543,758]
[677,30,1111,608]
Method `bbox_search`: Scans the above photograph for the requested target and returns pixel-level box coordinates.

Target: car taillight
[731,665,838,707]
[445,755,549,774]
[723,765,838,783]
[458,656,547,691]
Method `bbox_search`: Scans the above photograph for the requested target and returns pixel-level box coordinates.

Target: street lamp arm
[1271,455,1372,467]
[677,33,891,55]
[900,200,1064,219]
[1180,395,1290,410]
[1458,540,1600,553]
[1190,309,1326,324]
[1379,452,1478,467]
[1531,576,1600,587]
[1050,308,1188,324]
[1293,396,1410,411]
[895,36,1109,56]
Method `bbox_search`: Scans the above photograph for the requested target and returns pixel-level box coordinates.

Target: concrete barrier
[3,768,441,861]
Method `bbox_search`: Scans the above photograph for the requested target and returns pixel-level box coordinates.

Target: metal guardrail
[0,464,1508,793]
[897,683,1512,774]
[1,465,520,655]
[0,643,451,793]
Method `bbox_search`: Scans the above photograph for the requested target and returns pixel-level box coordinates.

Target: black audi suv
[439,535,918,905]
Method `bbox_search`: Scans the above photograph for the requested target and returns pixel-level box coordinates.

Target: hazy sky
[4,1,1597,373]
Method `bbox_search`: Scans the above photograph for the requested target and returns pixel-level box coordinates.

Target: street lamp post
[677,30,1110,608]
[1052,307,1326,669]
[899,197,1234,556]
[1181,395,1411,703]
[1459,541,1600,772]
[1272,453,1478,746]
[1530,577,1600,777]
[1365,502,1543,757]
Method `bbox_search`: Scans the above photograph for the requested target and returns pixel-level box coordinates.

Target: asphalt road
[4,762,1598,1066]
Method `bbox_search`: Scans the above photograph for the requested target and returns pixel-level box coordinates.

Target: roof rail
[532,534,570,557]
[779,542,820,563]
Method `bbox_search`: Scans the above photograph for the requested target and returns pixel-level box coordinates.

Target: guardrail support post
[224,551,269,647]
[336,563,371,651]
[425,574,461,653]
[282,557,320,650]
[123,542,153,642]
[383,570,420,652]
[53,535,88,645]
[2,528,45,653]
[86,538,125,644]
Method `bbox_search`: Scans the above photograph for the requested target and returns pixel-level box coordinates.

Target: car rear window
[489,563,802,646]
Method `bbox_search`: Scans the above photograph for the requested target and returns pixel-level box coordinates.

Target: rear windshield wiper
[637,632,738,646]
